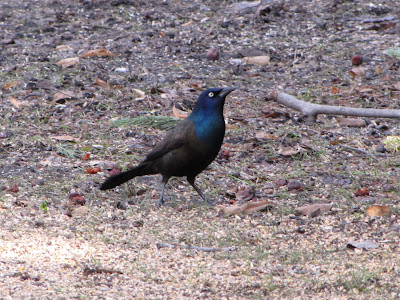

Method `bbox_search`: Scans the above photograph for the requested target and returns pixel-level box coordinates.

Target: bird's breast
[192,117,225,149]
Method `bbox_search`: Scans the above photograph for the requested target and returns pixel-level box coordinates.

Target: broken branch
[270,91,400,125]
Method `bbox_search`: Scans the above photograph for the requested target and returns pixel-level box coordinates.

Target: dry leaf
[56,57,79,68]
[336,117,366,127]
[8,96,22,109]
[218,200,274,216]
[81,47,113,58]
[92,78,111,91]
[366,205,391,216]
[279,147,300,156]
[235,185,255,201]
[172,104,189,119]
[81,153,90,160]
[296,203,332,216]
[53,91,77,102]
[3,81,20,90]
[331,86,339,94]
[86,167,102,174]
[56,45,73,51]
[255,132,278,140]
[67,205,89,217]
[349,66,366,78]
[346,240,379,250]
[355,187,369,197]
[375,66,383,75]
[51,135,80,142]
[242,55,270,66]
[132,88,146,98]
[180,20,194,27]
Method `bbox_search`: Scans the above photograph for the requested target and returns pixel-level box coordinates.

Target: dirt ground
[1,0,400,298]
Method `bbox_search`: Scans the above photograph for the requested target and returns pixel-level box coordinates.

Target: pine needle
[112,115,179,130]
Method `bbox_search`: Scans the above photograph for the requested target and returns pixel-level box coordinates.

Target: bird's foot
[205,198,215,206]
[156,198,164,207]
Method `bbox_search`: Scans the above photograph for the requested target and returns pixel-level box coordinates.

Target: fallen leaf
[235,185,255,201]
[274,178,288,188]
[56,57,79,68]
[108,168,122,176]
[229,0,261,12]
[218,149,230,160]
[56,45,73,51]
[242,55,270,66]
[375,66,383,75]
[92,78,111,91]
[349,66,366,78]
[8,185,19,193]
[69,192,86,205]
[255,132,278,140]
[67,205,89,217]
[366,205,391,216]
[336,117,366,127]
[346,240,379,250]
[296,203,332,216]
[53,91,77,102]
[86,167,101,174]
[225,186,238,198]
[218,200,274,216]
[331,86,339,94]
[3,81,20,90]
[180,20,194,27]
[355,187,369,197]
[51,135,80,142]
[279,147,300,156]
[81,153,90,160]
[81,47,113,58]
[287,180,303,191]
[8,96,22,109]
[172,104,189,119]
[132,88,146,99]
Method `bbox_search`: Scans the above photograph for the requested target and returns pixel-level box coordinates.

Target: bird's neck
[188,111,225,148]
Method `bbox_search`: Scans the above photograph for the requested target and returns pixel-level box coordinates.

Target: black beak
[219,87,237,98]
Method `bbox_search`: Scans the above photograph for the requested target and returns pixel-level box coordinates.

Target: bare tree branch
[270,91,400,125]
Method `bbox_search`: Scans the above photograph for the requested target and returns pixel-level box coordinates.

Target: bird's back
[143,115,224,178]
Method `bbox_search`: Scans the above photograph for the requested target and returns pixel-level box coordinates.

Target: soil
[1,0,400,299]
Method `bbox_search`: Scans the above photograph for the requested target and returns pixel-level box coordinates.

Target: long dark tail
[100,164,151,190]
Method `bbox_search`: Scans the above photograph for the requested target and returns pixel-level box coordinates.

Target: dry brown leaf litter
[1,0,400,298]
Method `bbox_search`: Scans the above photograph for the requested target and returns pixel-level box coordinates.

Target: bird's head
[192,87,237,114]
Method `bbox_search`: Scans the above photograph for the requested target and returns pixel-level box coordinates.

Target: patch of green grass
[336,268,380,293]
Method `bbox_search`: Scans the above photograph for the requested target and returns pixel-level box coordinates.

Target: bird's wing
[145,119,192,161]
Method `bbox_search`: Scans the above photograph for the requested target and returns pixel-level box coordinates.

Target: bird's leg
[187,177,214,206]
[157,176,169,207]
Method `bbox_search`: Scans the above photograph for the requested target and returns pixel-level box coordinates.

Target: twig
[156,242,234,252]
[338,144,387,157]
[270,91,400,125]
[83,266,123,276]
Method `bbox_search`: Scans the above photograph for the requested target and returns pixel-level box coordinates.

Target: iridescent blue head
[190,87,237,116]
[188,87,236,148]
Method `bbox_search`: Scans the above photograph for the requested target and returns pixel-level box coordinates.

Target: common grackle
[100,87,236,206]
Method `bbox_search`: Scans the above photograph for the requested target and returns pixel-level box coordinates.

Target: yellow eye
[208,92,214,97]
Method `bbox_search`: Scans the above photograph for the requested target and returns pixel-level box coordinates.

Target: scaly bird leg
[157,176,170,207]
[187,177,214,206]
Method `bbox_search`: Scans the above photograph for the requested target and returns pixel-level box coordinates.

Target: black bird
[100,87,236,206]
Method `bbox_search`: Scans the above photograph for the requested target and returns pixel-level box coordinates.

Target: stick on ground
[270,91,400,125]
